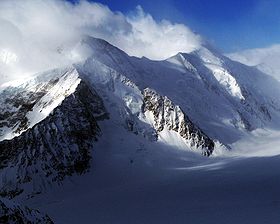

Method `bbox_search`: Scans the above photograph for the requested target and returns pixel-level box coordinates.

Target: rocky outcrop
[142,88,215,156]
[0,81,108,198]
[0,68,82,141]
[0,198,53,224]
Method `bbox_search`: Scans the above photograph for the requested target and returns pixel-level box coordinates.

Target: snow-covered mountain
[76,37,280,143]
[0,67,108,198]
[1,36,280,222]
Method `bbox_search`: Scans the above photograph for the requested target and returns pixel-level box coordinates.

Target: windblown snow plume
[0,0,201,84]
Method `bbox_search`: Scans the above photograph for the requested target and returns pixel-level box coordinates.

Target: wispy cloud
[228,44,280,81]
[0,0,201,83]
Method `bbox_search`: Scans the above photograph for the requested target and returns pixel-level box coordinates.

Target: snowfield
[26,121,280,224]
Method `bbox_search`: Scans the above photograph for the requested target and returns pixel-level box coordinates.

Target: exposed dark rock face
[0,74,62,137]
[142,88,215,156]
[0,81,108,198]
[0,198,53,224]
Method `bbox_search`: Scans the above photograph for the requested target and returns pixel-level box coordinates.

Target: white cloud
[120,6,201,60]
[227,45,280,81]
[0,0,202,84]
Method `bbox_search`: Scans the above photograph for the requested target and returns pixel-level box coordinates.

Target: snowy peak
[194,47,245,100]
[0,66,110,197]
[71,36,129,63]
[77,36,280,143]
[174,47,245,100]
[0,67,81,141]
[80,36,120,53]
[0,78,108,198]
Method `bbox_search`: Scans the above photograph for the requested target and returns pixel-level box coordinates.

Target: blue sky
[68,0,280,52]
